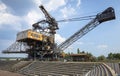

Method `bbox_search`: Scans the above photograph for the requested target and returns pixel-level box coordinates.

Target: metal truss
[57,7,115,52]
[57,18,99,51]
[2,41,29,53]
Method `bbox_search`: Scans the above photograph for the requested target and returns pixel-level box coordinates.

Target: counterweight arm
[39,5,52,21]
[39,5,59,30]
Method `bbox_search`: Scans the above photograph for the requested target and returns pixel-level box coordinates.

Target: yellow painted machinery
[17,29,54,43]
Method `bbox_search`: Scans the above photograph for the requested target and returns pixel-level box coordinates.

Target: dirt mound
[0,70,24,76]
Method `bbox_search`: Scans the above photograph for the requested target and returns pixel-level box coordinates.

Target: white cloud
[0,2,22,31]
[33,0,66,11]
[45,0,66,11]
[0,13,22,30]
[97,44,108,49]
[0,3,7,11]
[55,34,66,44]
[24,10,43,27]
[76,0,81,7]
[34,0,42,6]
[60,6,76,19]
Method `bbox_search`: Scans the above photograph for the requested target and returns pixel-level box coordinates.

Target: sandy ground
[0,70,24,76]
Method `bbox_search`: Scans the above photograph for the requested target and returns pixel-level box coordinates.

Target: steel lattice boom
[57,7,115,51]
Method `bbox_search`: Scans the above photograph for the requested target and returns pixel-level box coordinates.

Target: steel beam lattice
[57,7,115,52]
[3,42,29,53]
[57,18,99,51]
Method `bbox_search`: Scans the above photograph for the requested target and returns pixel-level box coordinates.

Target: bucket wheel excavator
[2,5,115,60]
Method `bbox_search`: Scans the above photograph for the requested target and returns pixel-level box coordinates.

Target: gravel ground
[0,70,24,76]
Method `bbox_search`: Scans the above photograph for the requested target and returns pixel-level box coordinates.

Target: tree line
[64,48,120,62]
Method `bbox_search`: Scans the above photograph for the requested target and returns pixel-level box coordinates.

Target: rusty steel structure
[2,6,115,60]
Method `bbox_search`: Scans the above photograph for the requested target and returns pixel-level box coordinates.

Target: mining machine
[3,5,59,60]
[2,5,115,60]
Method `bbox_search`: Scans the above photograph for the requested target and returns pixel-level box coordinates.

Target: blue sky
[0,0,120,57]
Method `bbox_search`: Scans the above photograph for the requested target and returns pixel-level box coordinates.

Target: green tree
[87,53,97,62]
[114,53,120,60]
[97,55,106,61]
[107,53,113,60]
[77,48,80,54]
[81,51,85,53]
[107,53,120,60]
